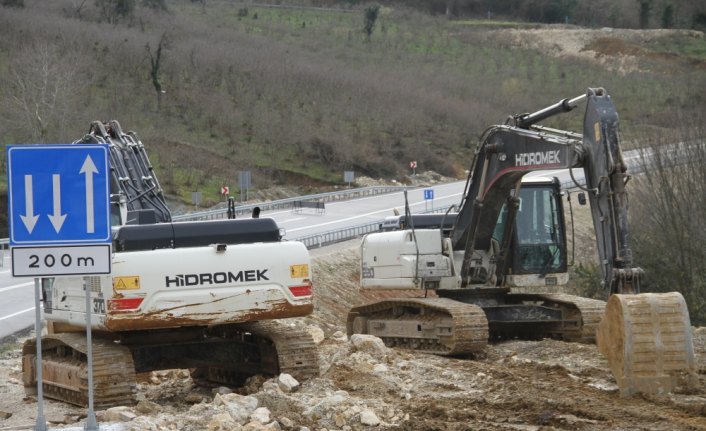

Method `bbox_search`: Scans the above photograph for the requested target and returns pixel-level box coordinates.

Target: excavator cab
[495,178,566,279]
[491,177,569,290]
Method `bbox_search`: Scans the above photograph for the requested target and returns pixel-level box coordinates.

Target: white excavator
[348,88,696,396]
[22,121,319,407]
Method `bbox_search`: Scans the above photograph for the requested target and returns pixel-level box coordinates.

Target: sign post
[343,171,355,188]
[6,144,112,431]
[239,171,252,202]
[424,188,434,211]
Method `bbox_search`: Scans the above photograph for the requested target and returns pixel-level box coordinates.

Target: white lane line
[0,306,35,321]
[0,281,34,293]
[287,191,463,233]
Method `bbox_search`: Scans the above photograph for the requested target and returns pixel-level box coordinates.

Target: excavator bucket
[596,292,696,396]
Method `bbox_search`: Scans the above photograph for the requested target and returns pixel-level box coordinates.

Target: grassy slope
[0,1,704,205]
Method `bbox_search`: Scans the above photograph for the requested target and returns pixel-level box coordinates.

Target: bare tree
[146,33,167,111]
[3,42,79,142]
[630,119,706,325]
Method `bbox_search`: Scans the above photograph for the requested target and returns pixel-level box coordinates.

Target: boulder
[349,334,388,358]
[277,373,300,393]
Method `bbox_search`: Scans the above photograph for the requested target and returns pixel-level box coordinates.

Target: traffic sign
[12,245,111,277]
[6,144,111,246]
[424,189,434,200]
[221,186,230,195]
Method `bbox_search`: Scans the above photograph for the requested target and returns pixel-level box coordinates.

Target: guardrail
[292,200,326,214]
[293,205,454,249]
[172,185,413,222]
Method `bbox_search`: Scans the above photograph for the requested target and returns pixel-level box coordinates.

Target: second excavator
[347,88,695,396]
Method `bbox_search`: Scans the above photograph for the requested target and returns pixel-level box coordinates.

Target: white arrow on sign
[20,175,39,234]
[80,155,98,234]
[48,174,67,233]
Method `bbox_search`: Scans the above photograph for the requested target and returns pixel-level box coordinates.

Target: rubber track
[23,333,136,408]
[239,320,320,381]
[347,298,488,355]
[536,293,607,342]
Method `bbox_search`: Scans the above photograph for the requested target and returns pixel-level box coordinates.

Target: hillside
[0,1,705,205]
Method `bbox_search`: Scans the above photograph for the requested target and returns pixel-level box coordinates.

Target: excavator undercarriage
[23,321,319,408]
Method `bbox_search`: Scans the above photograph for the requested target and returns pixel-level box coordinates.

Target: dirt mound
[502,27,705,74]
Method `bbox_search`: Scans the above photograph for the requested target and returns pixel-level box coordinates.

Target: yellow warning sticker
[113,276,140,290]
[594,122,601,142]
[290,264,309,278]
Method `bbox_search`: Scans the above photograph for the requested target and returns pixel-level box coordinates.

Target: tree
[661,3,674,28]
[637,0,653,28]
[630,122,706,326]
[4,43,79,142]
[146,33,167,111]
[96,0,135,24]
[363,4,380,41]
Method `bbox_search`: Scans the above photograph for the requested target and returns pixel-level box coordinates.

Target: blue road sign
[6,144,111,246]
[424,189,434,200]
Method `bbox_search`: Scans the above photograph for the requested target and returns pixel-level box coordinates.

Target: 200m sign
[12,245,111,277]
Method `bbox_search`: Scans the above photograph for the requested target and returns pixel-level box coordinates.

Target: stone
[331,331,348,342]
[0,410,11,420]
[208,412,240,431]
[104,406,137,422]
[277,373,300,393]
[334,412,346,427]
[214,393,259,423]
[373,363,388,373]
[128,416,161,431]
[46,413,75,424]
[278,416,294,429]
[184,393,205,404]
[307,325,325,344]
[243,375,268,394]
[243,420,281,431]
[136,399,162,414]
[360,409,380,426]
[250,407,272,424]
[350,334,388,358]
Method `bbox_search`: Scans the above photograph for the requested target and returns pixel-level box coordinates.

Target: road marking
[0,281,34,293]
[0,306,34,321]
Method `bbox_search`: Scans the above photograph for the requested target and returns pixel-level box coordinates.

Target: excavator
[347,88,696,396]
[21,121,319,407]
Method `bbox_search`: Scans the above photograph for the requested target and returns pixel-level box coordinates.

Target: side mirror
[578,192,587,206]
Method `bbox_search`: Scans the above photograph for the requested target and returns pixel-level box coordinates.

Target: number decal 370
[92,298,106,314]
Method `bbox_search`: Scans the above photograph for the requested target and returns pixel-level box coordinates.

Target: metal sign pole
[84,283,98,430]
[33,278,48,431]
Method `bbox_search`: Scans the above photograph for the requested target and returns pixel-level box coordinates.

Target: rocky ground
[0,239,705,431]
